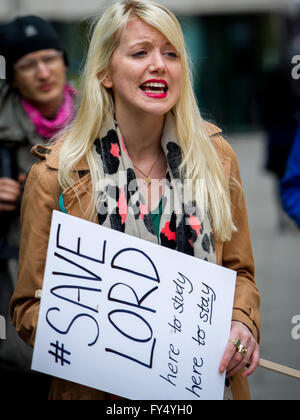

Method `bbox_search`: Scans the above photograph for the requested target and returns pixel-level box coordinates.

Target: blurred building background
[1,0,300,400]
[2,0,300,131]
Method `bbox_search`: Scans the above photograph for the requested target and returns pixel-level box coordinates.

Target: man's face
[13,49,66,108]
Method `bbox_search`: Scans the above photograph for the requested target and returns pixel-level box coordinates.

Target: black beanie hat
[0,15,68,82]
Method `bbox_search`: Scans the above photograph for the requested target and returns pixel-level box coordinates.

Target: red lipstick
[140,79,168,98]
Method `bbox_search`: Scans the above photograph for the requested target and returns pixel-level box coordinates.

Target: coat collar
[31,138,89,171]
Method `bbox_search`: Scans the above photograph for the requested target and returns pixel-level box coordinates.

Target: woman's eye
[132,51,147,57]
[166,52,178,58]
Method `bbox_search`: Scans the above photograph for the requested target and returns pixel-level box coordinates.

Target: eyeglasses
[14,51,64,75]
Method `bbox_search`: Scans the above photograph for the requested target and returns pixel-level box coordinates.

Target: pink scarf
[22,84,77,140]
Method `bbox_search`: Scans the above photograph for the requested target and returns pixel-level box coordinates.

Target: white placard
[32,211,236,400]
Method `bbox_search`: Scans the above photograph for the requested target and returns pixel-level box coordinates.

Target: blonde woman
[10,0,260,400]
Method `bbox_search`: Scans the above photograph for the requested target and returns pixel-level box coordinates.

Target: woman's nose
[149,52,166,73]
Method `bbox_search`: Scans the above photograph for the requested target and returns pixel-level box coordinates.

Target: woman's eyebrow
[128,40,152,49]
[128,40,174,49]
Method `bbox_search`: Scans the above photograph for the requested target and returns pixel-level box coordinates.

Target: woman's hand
[219,320,260,379]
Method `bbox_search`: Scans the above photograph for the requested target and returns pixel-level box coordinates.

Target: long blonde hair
[58,0,237,242]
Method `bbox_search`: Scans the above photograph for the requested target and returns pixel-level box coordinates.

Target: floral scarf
[22,84,77,140]
[93,111,216,264]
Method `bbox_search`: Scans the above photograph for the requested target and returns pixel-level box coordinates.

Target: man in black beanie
[0,15,77,399]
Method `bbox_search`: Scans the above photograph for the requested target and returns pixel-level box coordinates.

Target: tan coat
[10,122,260,400]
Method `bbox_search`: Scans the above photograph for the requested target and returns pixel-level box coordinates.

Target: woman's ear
[98,72,113,88]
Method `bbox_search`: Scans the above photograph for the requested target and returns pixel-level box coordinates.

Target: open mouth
[139,80,168,94]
